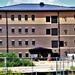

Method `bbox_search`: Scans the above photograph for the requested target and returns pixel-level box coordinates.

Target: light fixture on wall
[64,29,67,34]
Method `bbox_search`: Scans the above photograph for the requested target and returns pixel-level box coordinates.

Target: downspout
[6,11,8,53]
[58,11,60,57]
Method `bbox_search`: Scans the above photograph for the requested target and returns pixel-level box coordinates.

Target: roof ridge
[2,3,69,8]
[2,3,39,8]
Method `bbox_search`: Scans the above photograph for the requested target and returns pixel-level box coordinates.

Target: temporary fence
[0,57,75,75]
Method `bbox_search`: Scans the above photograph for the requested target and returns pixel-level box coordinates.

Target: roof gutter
[0,10,75,12]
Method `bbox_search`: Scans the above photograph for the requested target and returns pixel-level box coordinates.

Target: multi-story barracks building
[0,2,75,58]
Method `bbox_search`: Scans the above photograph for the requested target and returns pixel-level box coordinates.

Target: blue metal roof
[0,3,75,11]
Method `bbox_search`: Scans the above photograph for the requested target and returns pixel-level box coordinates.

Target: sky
[0,0,75,7]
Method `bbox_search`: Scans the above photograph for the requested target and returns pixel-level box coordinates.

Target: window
[46,29,50,35]
[0,28,2,33]
[19,53,22,58]
[11,41,15,46]
[52,28,58,35]
[0,41,2,45]
[52,40,58,48]
[74,27,75,31]
[60,41,64,47]
[11,15,14,21]
[0,15,2,20]
[25,15,28,21]
[51,16,58,23]
[74,15,75,18]
[74,40,75,43]
[32,28,35,33]
[25,53,29,57]
[46,16,50,22]
[32,15,35,21]
[18,28,22,34]
[18,15,21,21]
[25,41,28,45]
[18,41,22,46]
[32,41,35,45]
[11,28,15,34]
[25,28,28,34]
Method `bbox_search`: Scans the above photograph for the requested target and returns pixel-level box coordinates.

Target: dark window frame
[12,41,15,46]
[60,41,64,47]
[25,28,28,34]
[25,15,28,21]
[18,41,22,46]
[46,16,50,22]
[32,15,35,21]
[18,15,21,21]
[11,28,15,34]
[0,41,2,45]
[19,53,22,58]
[0,28,2,33]
[74,15,75,18]
[74,27,75,31]
[51,16,58,23]
[32,28,35,33]
[32,41,35,45]
[11,15,14,21]
[18,28,22,34]
[25,41,28,45]
[25,53,29,57]
[52,40,58,48]
[52,28,58,35]
[46,29,50,35]
[0,15,2,20]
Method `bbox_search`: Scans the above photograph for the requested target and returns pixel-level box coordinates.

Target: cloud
[6,0,65,6]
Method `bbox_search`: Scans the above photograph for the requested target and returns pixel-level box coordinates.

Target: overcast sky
[0,0,75,7]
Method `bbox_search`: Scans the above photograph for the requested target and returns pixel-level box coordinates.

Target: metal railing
[0,57,75,75]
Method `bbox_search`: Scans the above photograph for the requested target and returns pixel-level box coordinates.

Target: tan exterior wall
[7,12,58,24]
[8,24,51,35]
[59,12,75,24]
[0,11,75,57]
[8,37,51,48]
[0,12,6,24]
[0,37,6,48]
[60,23,75,57]
[0,25,6,36]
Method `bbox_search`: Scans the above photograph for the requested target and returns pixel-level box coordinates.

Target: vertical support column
[60,58,61,75]
[36,72,37,75]
[56,57,58,75]
[4,57,7,75]
[72,59,73,75]
[31,55,33,75]
[63,57,64,75]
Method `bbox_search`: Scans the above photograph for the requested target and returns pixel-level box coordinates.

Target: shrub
[70,66,75,70]
[46,72,53,75]
[0,52,35,67]
[0,70,25,75]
